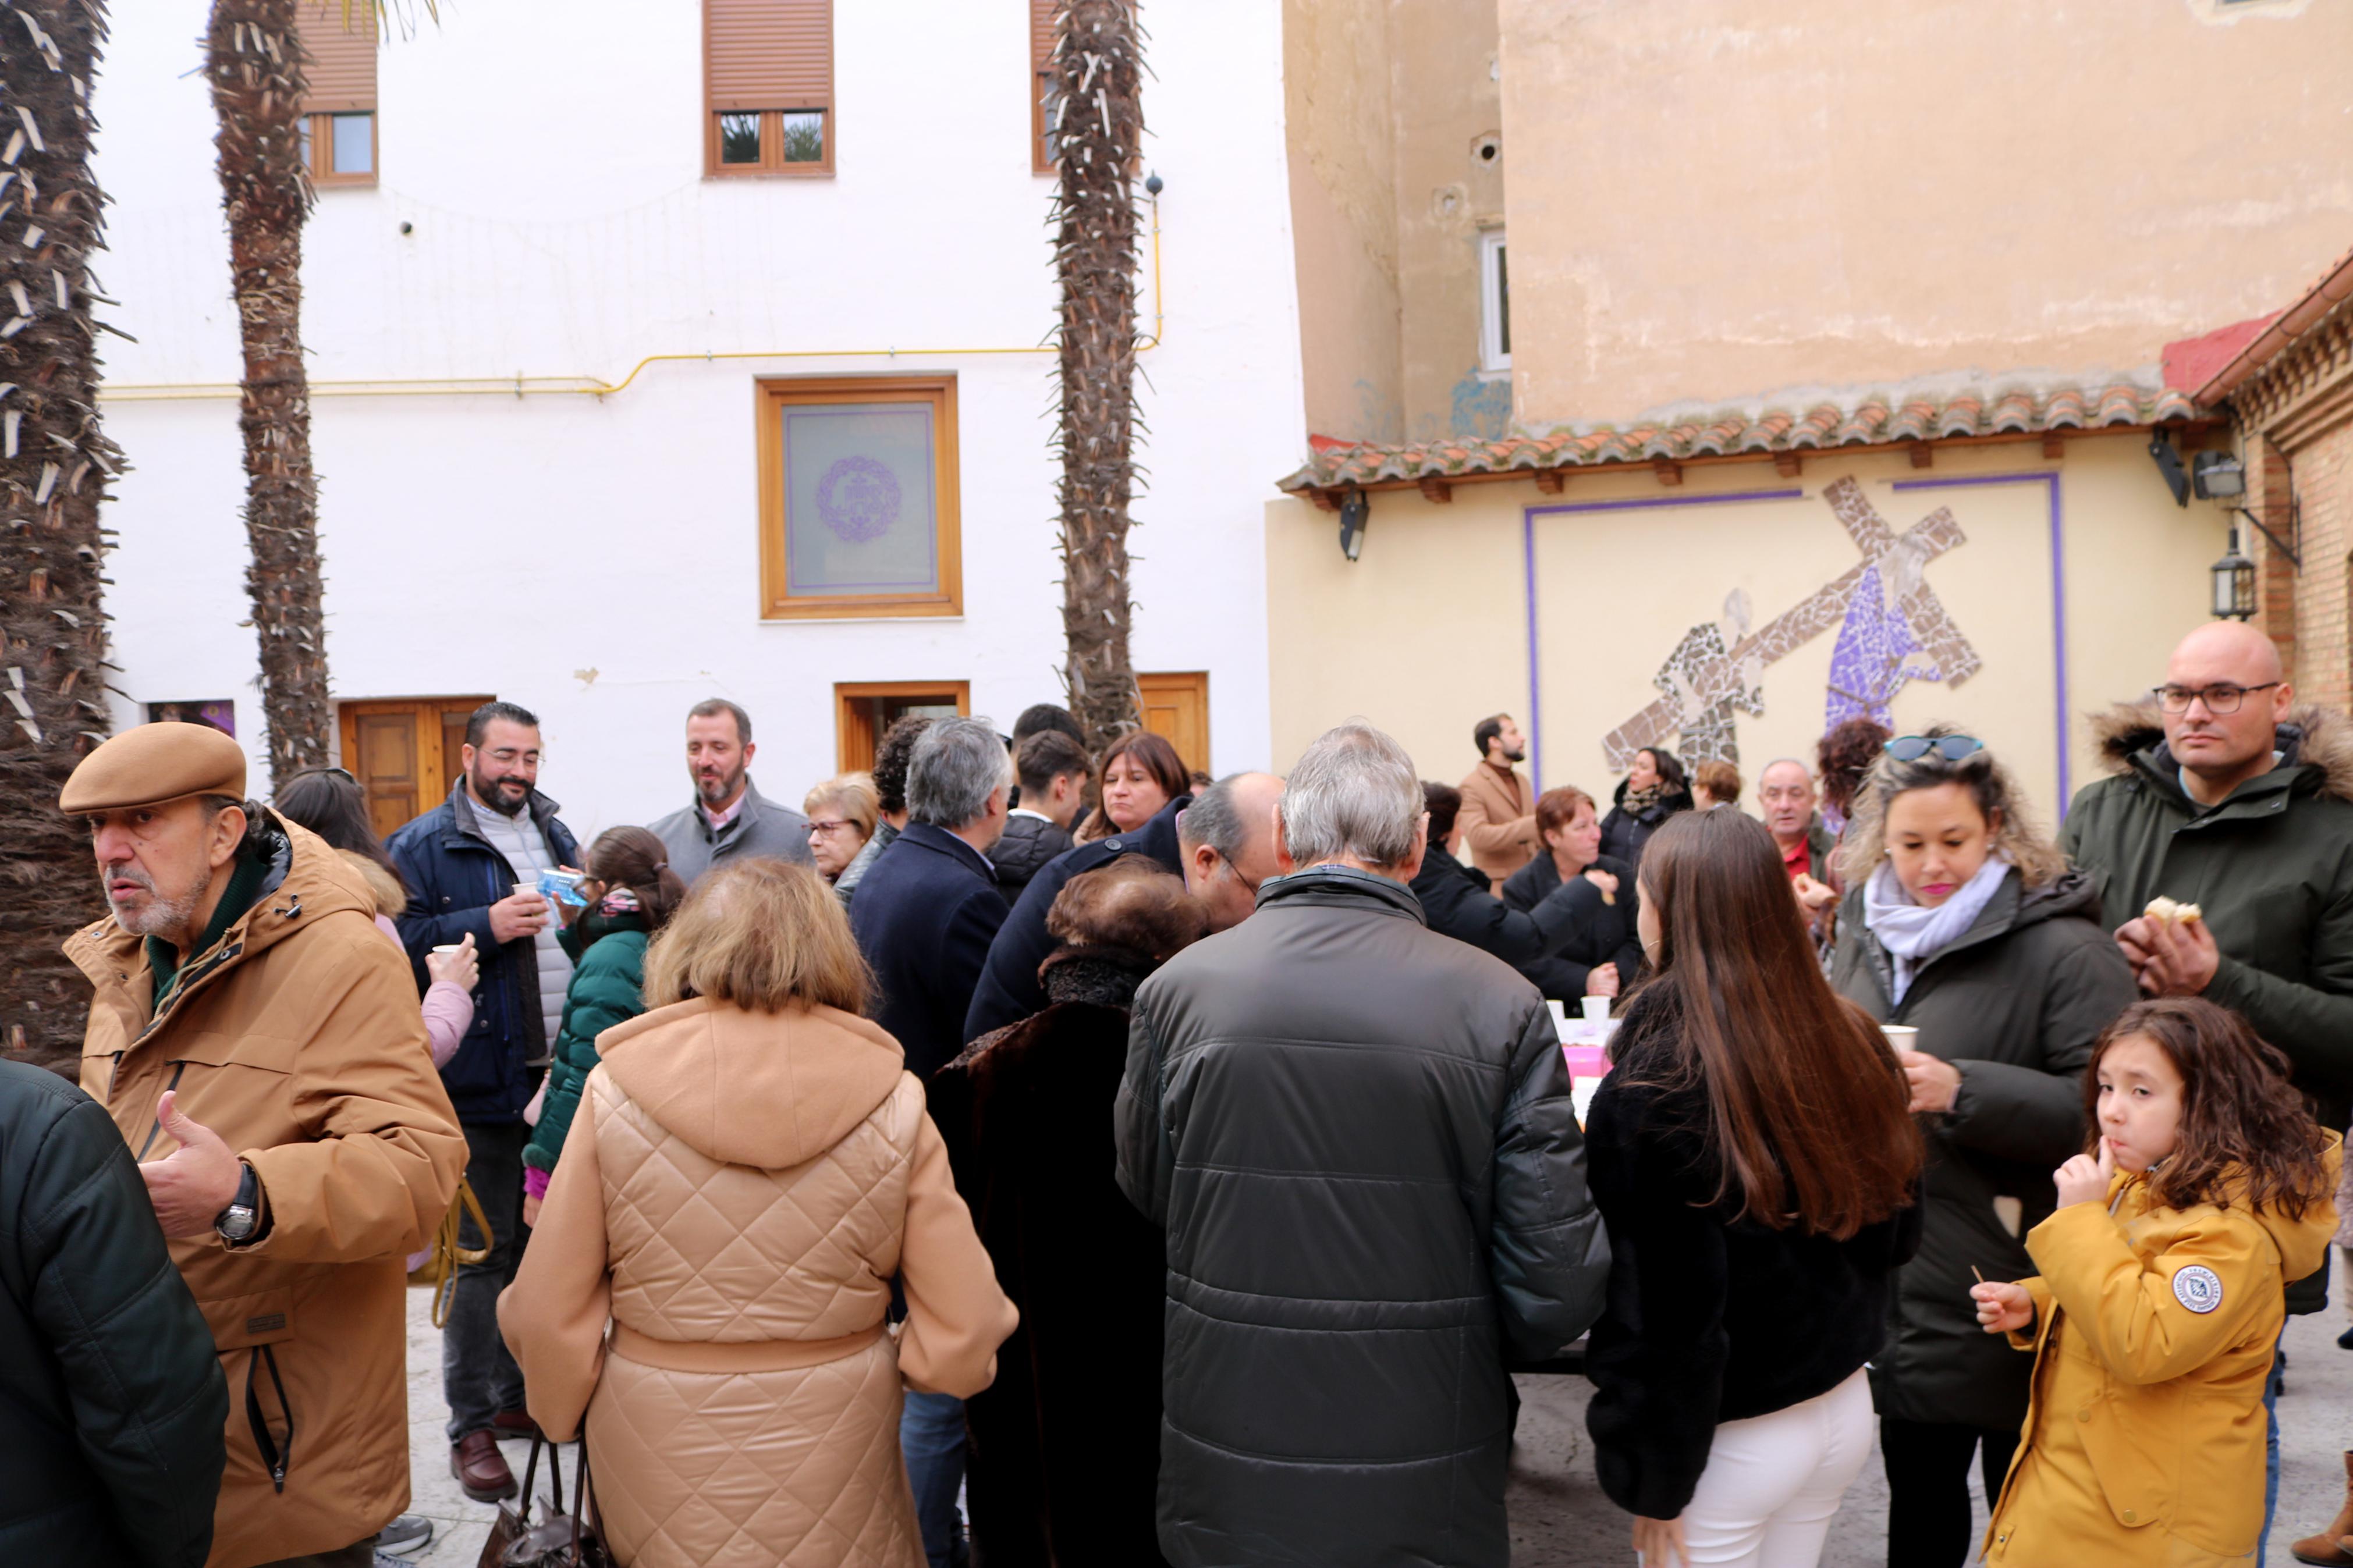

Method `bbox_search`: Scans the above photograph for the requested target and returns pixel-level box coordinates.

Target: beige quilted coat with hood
[499,996,1017,1568]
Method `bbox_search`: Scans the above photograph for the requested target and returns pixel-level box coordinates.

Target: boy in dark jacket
[0,1060,228,1568]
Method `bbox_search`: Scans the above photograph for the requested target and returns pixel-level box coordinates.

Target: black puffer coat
[1830,867,2138,1431]
[0,1061,228,1567]
[1599,780,1693,872]
[1498,851,1644,998]
[989,812,1076,905]
[1116,867,1610,1568]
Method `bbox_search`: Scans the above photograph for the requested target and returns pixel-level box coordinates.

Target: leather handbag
[423,1178,494,1329]
[480,1431,611,1568]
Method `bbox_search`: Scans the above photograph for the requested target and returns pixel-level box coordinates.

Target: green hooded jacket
[2060,701,2353,1133]
[523,911,651,1176]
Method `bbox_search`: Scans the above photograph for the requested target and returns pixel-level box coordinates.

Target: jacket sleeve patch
[2172,1263,2225,1314]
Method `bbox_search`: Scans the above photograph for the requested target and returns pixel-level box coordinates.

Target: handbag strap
[571,1441,599,1560]
[514,1431,545,1524]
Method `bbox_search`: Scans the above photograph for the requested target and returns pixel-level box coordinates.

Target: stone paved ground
[399,1282,2353,1566]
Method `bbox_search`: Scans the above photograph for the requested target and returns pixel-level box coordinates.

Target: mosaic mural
[1600,477,1981,769]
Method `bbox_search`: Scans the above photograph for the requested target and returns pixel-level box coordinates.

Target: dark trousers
[443,1119,528,1442]
[1880,1415,2020,1567]
[254,1544,375,1567]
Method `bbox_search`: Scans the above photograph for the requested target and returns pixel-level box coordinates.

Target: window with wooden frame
[1029,0,1058,173]
[706,0,833,176]
[758,375,962,619]
[297,2,377,186]
[835,682,970,773]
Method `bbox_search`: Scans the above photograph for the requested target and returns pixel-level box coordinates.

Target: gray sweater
[648,777,813,885]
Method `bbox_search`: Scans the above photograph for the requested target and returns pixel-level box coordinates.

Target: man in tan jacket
[61,723,467,1568]
[1456,712,1540,891]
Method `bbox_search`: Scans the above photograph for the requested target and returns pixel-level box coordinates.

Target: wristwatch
[216,1162,261,1245]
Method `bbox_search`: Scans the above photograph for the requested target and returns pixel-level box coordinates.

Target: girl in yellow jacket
[1971,996,2339,1567]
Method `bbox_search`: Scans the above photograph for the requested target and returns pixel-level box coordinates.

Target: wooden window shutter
[297,2,376,115]
[1031,0,1057,81]
[707,0,833,113]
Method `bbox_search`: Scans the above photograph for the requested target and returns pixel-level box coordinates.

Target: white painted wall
[93,0,1302,842]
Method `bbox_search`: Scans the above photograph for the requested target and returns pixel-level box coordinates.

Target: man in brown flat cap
[60,722,467,1568]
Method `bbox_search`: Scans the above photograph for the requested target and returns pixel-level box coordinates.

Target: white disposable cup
[513,881,538,901]
[430,943,464,955]
[1581,995,1611,1023]
[1882,1025,1921,1048]
[1546,1000,1569,1040]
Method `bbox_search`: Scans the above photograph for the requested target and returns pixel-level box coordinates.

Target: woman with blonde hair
[1829,727,2136,1567]
[499,859,1017,1568]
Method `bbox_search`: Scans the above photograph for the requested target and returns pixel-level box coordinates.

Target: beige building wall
[1267,435,2230,825]
[1283,0,1504,443]
[1496,0,2353,426]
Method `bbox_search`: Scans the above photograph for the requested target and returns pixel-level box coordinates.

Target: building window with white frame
[1479,230,1511,375]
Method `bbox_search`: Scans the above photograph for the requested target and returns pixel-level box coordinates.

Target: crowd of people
[6,614,2353,1568]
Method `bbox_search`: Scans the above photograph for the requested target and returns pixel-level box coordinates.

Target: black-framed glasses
[1884,734,1985,764]
[2154,681,2280,716]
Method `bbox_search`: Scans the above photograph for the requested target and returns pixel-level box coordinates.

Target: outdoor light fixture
[2148,431,2190,508]
[2192,451,2246,500]
[2210,525,2256,621]
[1339,489,1369,561]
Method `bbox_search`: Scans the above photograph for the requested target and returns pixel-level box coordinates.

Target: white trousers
[1646,1366,1876,1568]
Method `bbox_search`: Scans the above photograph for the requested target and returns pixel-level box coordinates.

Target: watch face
[218,1206,258,1242]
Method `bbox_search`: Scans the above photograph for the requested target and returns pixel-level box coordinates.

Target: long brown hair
[1628,809,1922,1238]
[585,826,687,929]
[2086,998,2332,1221]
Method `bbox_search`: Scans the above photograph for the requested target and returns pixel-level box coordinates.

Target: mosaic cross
[1599,477,1981,770]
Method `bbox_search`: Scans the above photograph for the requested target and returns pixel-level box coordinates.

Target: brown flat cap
[59,722,247,813]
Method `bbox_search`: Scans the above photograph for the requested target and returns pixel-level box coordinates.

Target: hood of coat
[65,811,378,999]
[593,994,907,1170]
[2088,699,2353,805]
[338,848,407,918]
[2116,1131,2342,1283]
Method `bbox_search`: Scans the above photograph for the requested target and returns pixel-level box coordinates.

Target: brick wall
[2238,294,2353,714]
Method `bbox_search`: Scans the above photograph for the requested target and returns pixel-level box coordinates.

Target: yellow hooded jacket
[1985,1136,2341,1567]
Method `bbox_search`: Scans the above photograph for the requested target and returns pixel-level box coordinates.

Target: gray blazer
[648,777,812,883]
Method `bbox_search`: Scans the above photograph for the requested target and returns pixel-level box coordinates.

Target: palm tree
[1047,0,1147,755]
[204,0,331,784]
[0,0,125,1071]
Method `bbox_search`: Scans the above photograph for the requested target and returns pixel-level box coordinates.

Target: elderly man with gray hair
[1116,721,1610,1568]
[844,714,1016,1568]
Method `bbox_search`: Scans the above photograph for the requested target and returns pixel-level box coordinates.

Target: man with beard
[386,700,581,1506]
[61,721,464,1565]
[648,696,811,883]
[1456,712,1540,891]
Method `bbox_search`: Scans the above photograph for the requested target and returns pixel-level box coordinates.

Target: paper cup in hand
[513,881,538,901]
[431,943,464,955]
[1882,1025,1920,1048]
[1581,995,1610,1023]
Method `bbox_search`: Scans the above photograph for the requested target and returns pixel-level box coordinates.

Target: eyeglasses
[1883,734,1985,764]
[2154,682,2280,716]
[805,819,856,835]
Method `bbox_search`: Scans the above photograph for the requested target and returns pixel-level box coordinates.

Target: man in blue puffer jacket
[386,700,580,1506]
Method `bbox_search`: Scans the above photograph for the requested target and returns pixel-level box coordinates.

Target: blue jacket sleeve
[387,824,497,973]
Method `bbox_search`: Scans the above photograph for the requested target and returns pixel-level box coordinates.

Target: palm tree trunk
[1049,0,1146,756]
[205,0,331,785]
[0,0,124,1072]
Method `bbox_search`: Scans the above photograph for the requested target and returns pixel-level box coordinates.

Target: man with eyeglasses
[2061,620,2353,1548]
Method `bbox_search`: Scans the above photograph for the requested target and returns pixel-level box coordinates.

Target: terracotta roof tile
[1279,379,2201,495]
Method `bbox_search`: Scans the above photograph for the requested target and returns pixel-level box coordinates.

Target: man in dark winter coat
[385,700,583,1503]
[2062,621,2353,1133]
[1415,782,1641,999]
[1116,723,1611,1568]
[990,729,1087,903]
[0,1059,228,1568]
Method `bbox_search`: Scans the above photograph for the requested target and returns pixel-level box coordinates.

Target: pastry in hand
[2144,895,2204,926]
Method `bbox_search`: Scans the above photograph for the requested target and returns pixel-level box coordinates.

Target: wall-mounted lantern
[2210,525,2256,621]
[2192,452,2245,500]
[1339,489,1369,562]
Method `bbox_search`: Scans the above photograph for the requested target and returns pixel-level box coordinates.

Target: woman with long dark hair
[1830,727,2137,1567]
[1586,808,1922,1568]
[1599,745,1693,870]
[1075,730,1188,843]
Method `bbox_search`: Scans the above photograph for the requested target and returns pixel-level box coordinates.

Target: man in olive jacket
[1116,723,1610,1568]
[0,1059,228,1568]
[2061,621,2353,1134]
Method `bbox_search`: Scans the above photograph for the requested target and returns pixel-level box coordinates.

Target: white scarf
[1864,853,2012,1005]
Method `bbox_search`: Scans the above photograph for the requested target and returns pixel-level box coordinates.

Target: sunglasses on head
[1883,734,1985,764]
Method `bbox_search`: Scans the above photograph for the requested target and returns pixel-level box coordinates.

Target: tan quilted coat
[499,996,1016,1568]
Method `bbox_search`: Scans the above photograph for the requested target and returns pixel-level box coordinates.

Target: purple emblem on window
[815,456,901,542]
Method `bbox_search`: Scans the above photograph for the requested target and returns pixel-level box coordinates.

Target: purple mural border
[1891,472,2068,807]
[1520,487,1804,790]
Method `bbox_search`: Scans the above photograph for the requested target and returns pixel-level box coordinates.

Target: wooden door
[1138,671,1211,776]
[835,681,971,773]
[338,696,494,840]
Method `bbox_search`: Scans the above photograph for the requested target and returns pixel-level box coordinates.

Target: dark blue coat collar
[897,820,997,880]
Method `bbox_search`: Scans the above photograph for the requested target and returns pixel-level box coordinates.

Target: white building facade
[94,0,1303,843]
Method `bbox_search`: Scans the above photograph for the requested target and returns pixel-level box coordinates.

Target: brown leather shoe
[449,1429,516,1503]
[2292,1450,2353,1564]
[490,1407,541,1440]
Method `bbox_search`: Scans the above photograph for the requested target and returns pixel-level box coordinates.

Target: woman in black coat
[1598,746,1694,871]
[928,857,1208,1568]
[1587,809,1922,1568]
[1500,784,1644,1001]
[1827,727,2137,1567]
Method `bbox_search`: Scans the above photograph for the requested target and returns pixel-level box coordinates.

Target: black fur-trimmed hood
[2086,699,2353,804]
